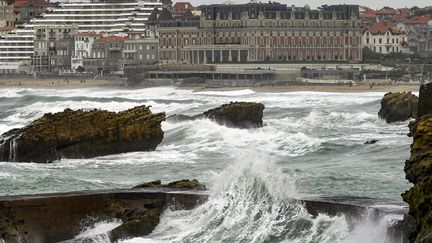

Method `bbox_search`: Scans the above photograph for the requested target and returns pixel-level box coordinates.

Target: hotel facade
[155,3,363,64]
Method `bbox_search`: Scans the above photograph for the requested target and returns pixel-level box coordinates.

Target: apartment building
[407,25,432,57]
[363,21,408,54]
[0,27,33,74]
[154,3,363,64]
[122,30,158,69]
[71,32,98,70]
[31,0,162,33]
[32,25,78,72]
[0,0,17,27]
[12,0,50,24]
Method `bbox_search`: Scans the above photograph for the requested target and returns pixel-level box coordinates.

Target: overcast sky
[190,0,430,9]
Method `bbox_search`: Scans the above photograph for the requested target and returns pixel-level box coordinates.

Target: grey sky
[190,0,430,9]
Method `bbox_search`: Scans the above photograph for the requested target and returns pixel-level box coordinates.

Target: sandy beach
[0,77,124,89]
[0,77,422,93]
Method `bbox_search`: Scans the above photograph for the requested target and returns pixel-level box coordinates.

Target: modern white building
[0,27,34,74]
[30,0,163,34]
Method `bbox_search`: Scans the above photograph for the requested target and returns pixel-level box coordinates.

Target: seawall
[0,189,411,243]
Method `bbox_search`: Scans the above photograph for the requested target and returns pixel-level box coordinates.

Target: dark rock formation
[418,83,432,118]
[0,191,411,243]
[0,181,207,243]
[364,139,378,145]
[402,83,432,243]
[378,92,418,123]
[133,179,206,190]
[168,102,265,128]
[0,106,165,163]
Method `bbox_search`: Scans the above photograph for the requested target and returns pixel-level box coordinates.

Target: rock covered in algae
[0,106,165,163]
[402,83,432,243]
[378,91,418,123]
[133,179,206,190]
[168,102,265,128]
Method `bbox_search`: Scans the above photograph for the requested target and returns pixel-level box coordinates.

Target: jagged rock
[0,106,165,163]
[108,200,163,242]
[110,179,205,241]
[378,92,418,123]
[133,179,206,190]
[364,139,378,145]
[418,83,432,118]
[168,102,265,128]
[402,83,432,243]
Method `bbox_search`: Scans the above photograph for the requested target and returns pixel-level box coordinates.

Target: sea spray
[132,151,350,243]
[72,219,122,242]
[8,137,19,162]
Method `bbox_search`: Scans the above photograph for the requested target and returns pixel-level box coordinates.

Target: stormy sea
[0,87,411,243]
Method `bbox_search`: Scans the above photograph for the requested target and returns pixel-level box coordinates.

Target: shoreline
[183,83,422,93]
[0,77,422,93]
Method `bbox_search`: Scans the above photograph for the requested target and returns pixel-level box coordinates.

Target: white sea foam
[73,219,122,242]
[194,89,255,96]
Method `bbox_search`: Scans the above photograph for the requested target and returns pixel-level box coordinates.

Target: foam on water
[0,87,412,242]
[73,219,122,242]
[194,89,256,96]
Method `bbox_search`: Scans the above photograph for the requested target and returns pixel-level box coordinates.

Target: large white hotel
[0,0,162,74]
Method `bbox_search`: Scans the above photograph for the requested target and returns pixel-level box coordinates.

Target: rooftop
[96,35,125,42]
[367,21,404,34]
[74,32,98,37]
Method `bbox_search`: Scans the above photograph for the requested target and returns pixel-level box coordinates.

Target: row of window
[161,36,361,47]
[161,30,360,38]
[365,37,401,44]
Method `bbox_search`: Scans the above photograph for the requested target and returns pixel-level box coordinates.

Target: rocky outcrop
[168,102,265,128]
[418,83,432,118]
[402,83,432,243]
[378,92,418,123]
[0,106,165,163]
[133,179,206,190]
[0,180,207,243]
[0,190,411,243]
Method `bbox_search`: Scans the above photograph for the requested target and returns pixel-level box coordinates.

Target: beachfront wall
[155,4,363,64]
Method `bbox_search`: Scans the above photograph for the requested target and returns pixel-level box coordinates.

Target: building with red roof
[363,21,408,54]
[0,25,14,35]
[12,0,50,24]
[171,2,195,17]
[360,8,377,28]
[375,7,397,19]
[82,34,125,74]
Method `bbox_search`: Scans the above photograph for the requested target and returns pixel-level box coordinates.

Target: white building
[30,0,163,34]
[363,21,408,54]
[0,27,34,74]
[71,32,98,70]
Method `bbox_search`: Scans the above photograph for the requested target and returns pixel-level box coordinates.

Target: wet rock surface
[0,180,207,243]
[168,102,265,128]
[0,106,165,163]
[418,83,432,118]
[133,179,206,190]
[378,92,418,123]
[402,83,432,243]
[0,191,411,243]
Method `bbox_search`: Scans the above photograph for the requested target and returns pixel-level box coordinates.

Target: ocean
[0,87,412,242]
